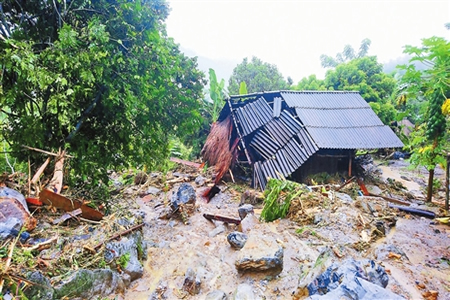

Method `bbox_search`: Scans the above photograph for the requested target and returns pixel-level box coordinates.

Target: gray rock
[205,289,227,300]
[373,244,407,261]
[53,269,125,299]
[182,268,201,295]
[235,234,283,275]
[233,283,255,300]
[0,217,22,240]
[335,192,353,204]
[227,231,248,249]
[301,259,402,300]
[238,204,254,220]
[195,175,207,186]
[209,223,226,237]
[145,186,161,195]
[171,183,196,210]
[0,187,29,213]
[105,231,146,282]
[24,271,54,300]
[366,185,383,196]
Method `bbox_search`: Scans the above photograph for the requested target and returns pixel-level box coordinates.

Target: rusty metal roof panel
[306,126,404,149]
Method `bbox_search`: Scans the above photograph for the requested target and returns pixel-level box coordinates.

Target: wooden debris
[52,208,82,225]
[39,189,103,221]
[47,149,65,194]
[388,252,401,259]
[203,213,241,225]
[368,193,411,206]
[31,157,50,185]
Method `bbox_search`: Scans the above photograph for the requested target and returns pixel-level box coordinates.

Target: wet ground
[110,160,450,300]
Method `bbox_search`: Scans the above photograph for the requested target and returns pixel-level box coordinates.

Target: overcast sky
[166,0,450,83]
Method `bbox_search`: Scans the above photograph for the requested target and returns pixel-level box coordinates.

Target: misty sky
[166,0,449,83]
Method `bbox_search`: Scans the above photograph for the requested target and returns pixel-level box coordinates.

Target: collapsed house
[201,91,404,190]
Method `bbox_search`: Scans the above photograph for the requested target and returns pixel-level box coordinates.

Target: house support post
[227,99,252,165]
[348,151,352,177]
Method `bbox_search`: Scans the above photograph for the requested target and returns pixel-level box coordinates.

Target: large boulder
[53,269,125,299]
[296,258,403,300]
[235,234,283,275]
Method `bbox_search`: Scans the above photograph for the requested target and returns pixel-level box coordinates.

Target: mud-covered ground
[111,159,450,300]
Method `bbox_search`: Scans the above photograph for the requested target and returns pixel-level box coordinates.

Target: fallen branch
[0,234,20,292]
[22,236,58,252]
[22,145,74,158]
[335,176,356,192]
[93,223,144,250]
[368,193,411,206]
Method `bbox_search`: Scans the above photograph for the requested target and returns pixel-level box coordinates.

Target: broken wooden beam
[203,213,241,225]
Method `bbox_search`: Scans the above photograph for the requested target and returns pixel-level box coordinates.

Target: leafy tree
[398,36,450,201]
[292,75,326,91]
[0,0,206,184]
[320,38,371,68]
[228,56,290,94]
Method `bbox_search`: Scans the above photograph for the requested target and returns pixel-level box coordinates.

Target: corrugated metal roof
[226,90,404,190]
[281,91,368,109]
[295,107,384,128]
[307,126,404,149]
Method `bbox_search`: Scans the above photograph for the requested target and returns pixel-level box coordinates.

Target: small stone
[209,224,226,237]
[195,175,207,186]
[145,186,161,195]
[227,231,248,249]
[234,283,255,300]
[205,289,227,300]
[335,192,353,204]
[238,204,254,220]
[182,268,201,295]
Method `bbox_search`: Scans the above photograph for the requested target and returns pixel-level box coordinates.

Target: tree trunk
[445,154,449,211]
[426,168,435,202]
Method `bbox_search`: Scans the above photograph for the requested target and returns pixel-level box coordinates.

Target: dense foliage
[0,0,206,183]
[228,56,291,95]
[397,36,450,201]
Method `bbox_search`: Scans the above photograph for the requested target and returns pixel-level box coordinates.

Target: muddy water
[111,163,450,300]
[114,186,320,300]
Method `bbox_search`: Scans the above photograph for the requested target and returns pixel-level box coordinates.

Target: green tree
[398,36,450,202]
[292,75,326,91]
[228,56,290,94]
[320,38,372,68]
[0,0,206,184]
